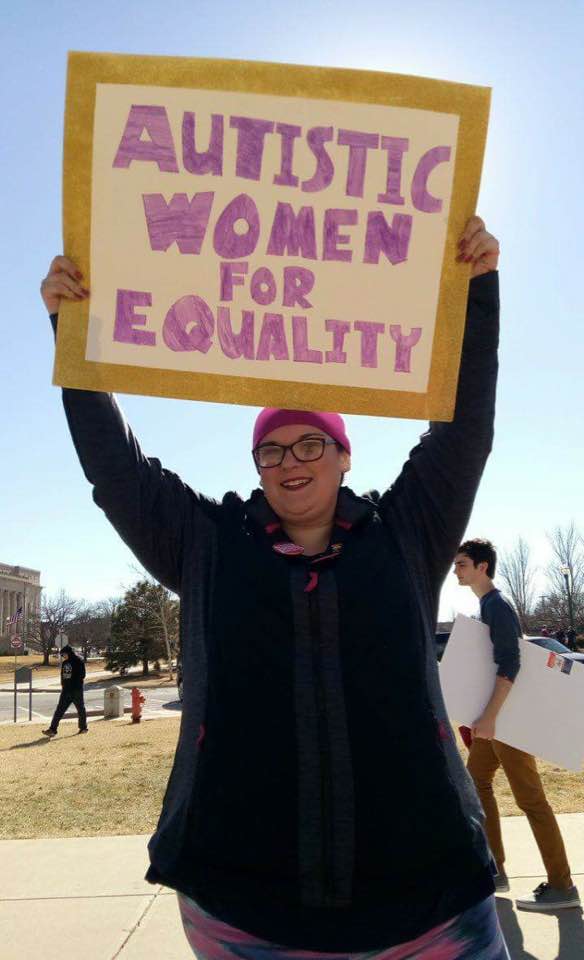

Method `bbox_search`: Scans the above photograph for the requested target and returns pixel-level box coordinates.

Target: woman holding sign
[41,216,508,959]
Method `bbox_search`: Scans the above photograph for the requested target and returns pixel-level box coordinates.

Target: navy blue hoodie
[51,271,499,950]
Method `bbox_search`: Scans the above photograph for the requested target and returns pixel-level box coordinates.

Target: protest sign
[54,52,490,418]
[439,615,584,771]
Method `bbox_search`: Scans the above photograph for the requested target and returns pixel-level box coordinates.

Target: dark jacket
[60,645,86,689]
[52,271,499,950]
[479,589,521,682]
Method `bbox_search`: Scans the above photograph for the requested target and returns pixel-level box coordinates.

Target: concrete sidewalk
[0,666,174,694]
[1,815,584,960]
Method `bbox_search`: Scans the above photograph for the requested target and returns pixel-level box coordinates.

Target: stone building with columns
[0,563,42,654]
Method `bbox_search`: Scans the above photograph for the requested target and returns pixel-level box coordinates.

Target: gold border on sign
[55,51,490,420]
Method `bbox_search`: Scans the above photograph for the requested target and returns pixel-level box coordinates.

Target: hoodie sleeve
[70,655,86,687]
[50,315,221,594]
[377,272,499,612]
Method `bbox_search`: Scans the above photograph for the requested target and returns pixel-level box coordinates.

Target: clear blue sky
[1,0,582,620]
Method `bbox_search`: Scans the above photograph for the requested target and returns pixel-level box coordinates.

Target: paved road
[0,684,181,723]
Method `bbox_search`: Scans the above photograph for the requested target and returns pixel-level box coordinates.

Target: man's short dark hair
[458,538,497,577]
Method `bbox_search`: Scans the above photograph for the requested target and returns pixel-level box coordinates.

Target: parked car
[435,631,584,665]
[435,632,450,661]
[525,636,584,663]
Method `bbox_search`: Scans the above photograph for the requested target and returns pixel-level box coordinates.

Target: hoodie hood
[60,644,79,659]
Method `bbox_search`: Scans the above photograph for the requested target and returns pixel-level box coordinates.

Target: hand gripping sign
[54,53,490,419]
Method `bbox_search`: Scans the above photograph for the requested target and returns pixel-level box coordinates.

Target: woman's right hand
[40,256,89,314]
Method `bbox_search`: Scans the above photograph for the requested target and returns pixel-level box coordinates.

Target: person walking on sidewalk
[40,217,510,959]
[454,538,580,912]
[42,644,88,737]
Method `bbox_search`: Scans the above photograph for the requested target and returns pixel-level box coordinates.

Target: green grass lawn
[1,718,582,839]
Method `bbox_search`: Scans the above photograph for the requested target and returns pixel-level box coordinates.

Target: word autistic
[114,107,451,209]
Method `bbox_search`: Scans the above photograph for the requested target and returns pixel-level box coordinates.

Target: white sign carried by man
[439,616,584,772]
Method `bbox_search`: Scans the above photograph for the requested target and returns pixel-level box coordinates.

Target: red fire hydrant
[131,687,145,723]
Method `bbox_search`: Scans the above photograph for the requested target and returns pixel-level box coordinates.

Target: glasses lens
[256,444,284,467]
[292,438,325,461]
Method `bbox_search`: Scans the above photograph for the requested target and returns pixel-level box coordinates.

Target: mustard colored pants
[467,737,572,890]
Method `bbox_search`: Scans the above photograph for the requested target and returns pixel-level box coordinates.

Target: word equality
[114,274,422,373]
[114,107,451,204]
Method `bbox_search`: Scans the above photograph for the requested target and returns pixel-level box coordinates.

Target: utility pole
[560,565,576,633]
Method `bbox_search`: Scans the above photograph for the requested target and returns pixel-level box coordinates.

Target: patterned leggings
[178,893,510,960]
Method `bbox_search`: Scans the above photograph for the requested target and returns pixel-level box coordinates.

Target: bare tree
[27,589,80,665]
[545,523,584,631]
[96,596,122,623]
[129,568,179,678]
[148,584,179,678]
[498,537,536,632]
[67,602,113,661]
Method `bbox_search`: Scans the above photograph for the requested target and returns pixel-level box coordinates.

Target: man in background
[42,644,88,736]
[454,538,580,911]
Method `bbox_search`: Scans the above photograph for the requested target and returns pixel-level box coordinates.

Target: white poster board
[54,53,491,420]
[89,83,457,395]
[439,615,584,771]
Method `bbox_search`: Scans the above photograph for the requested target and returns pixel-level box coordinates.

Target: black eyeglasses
[253,437,337,469]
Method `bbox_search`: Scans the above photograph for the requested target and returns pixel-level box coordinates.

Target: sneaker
[42,728,57,738]
[78,728,89,734]
[494,870,510,893]
[516,882,581,911]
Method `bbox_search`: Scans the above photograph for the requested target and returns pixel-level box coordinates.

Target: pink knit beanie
[253,408,351,453]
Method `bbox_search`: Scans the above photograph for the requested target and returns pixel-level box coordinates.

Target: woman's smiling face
[257,423,351,527]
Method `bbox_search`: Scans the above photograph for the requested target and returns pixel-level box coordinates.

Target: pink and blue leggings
[178,892,509,960]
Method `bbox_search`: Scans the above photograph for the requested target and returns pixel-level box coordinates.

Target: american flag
[6,606,23,625]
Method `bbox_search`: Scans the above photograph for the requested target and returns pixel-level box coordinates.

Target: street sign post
[13,665,33,723]
[11,634,22,686]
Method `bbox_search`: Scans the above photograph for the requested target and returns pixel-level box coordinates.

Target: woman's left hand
[457,216,500,278]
